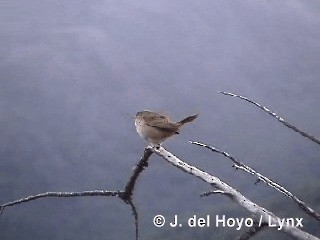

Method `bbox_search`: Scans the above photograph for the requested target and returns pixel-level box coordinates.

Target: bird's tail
[178,114,198,126]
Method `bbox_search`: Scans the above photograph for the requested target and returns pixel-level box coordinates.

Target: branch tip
[221,91,320,146]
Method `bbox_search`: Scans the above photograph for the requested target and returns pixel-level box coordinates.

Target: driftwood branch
[190,141,320,221]
[152,146,319,240]
[220,91,320,146]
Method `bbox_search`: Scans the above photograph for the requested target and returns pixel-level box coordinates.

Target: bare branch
[121,147,153,202]
[1,144,317,239]
[220,91,320,146]
[0,190,121,214]
[190,141,320,221]
[0,149,154,240]
[152,146,319,240]
[0,148,153,212]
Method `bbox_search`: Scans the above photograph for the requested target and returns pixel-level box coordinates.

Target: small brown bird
[135,110,198,146]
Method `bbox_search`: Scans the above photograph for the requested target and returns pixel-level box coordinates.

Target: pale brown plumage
[135,110,198,146]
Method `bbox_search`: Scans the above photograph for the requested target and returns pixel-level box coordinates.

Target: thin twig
[190,141,320,221]
[127,200,139,240]
[220,91,320,146]
[0,190,121,214]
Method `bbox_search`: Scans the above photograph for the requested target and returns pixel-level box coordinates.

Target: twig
[127,200,139,240]
[0,190,121,214]
[190,141,320,221]
[152,146,319,240]
[220,91,320,146]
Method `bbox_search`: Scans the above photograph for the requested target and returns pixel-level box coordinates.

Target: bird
[134,110,198,146]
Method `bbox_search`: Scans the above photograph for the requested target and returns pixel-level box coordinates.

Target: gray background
[1,0,319,239]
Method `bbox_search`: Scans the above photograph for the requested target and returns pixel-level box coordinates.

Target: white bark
[152,146,319,240]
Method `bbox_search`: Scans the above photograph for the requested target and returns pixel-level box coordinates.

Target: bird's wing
[146,120,179,133]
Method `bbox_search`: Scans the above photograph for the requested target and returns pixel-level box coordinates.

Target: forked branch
[0,149,154,240]
[190,141,320,221]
